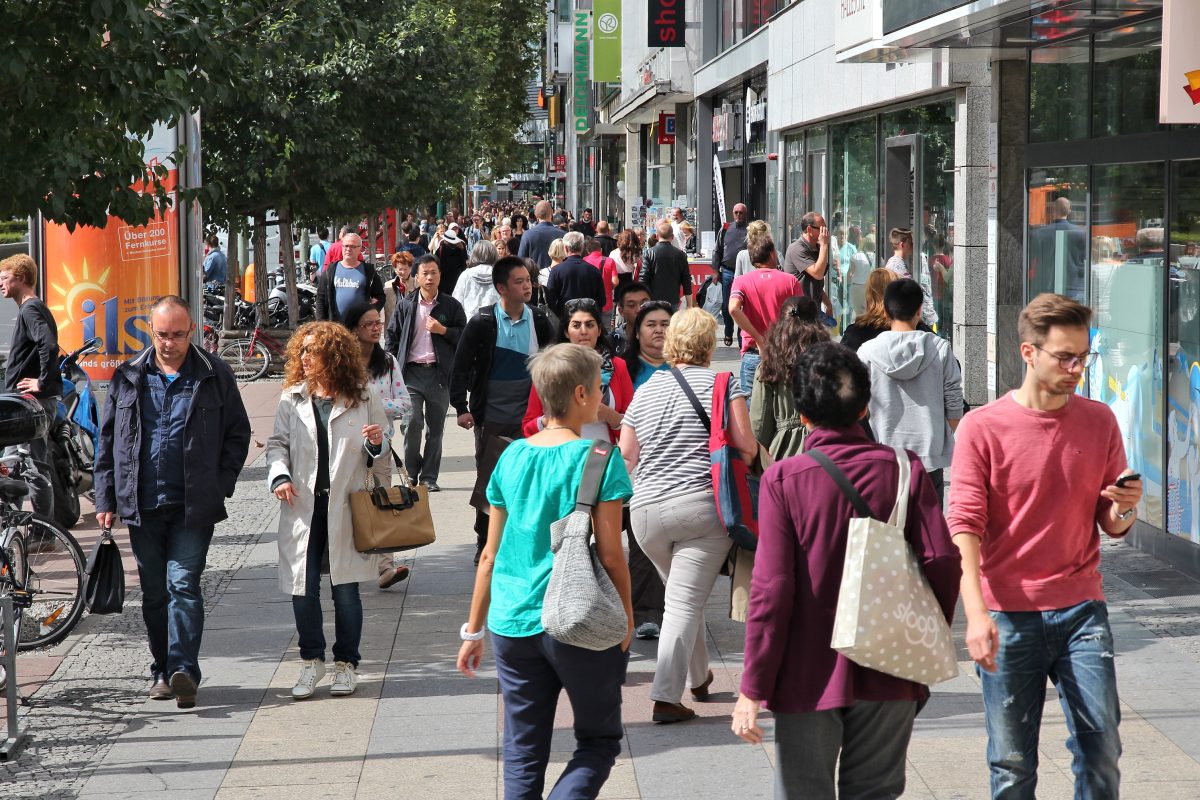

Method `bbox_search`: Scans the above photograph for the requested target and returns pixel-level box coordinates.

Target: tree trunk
[253,212,269,328]
[279,208,300,329]
[381,211,391,258]
[223,220,240,334]
[367,213,378,264]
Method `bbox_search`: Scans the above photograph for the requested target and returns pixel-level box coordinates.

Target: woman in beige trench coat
[267,322,388,701]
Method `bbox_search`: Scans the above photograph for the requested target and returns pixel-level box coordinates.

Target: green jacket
[750,374,808,461]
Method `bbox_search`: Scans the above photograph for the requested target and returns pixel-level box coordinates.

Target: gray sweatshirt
[857,330,964,471]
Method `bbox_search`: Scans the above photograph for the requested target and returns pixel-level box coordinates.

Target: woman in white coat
[267,321,388,701]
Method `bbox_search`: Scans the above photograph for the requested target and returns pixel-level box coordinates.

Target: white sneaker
[291,658,326,700]
[330,661,357,696]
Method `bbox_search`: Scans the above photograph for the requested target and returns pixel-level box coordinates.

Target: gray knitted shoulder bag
[541,440,628,651]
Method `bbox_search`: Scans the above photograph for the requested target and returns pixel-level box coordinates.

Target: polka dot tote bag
[809,447,959,686]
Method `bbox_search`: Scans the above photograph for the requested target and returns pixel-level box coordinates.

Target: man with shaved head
[517,199,565,271]
[713,202,750,345]
[315,231,386,323]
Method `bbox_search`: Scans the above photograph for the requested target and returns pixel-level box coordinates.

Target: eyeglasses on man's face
[1035,345,1098,370]
[152,329,192,342]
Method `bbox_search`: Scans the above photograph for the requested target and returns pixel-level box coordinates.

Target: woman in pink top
[728,238,802,398]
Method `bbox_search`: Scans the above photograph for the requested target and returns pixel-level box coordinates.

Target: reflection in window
[1030,42,1089,143]
[1167,160,1200,541]
[831,119,879,328]
[1089,161,1165,528]
[1093,19,1163,139]
[784,135,804,244]
[1027,167,1088,301]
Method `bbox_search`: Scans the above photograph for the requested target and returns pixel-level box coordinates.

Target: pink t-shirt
[730,269,802,353]
[946,392,1128,612]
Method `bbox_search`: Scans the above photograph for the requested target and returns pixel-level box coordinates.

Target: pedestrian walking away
[637,221,695,311]
[619,308,758,723]
[544,231,606,319]
[734,341,961,799]
[518,200,566,271]
[750,296,829,463]
[839,268,899,352]
[728,237,802,397]
[457,343,633,800]
[94,295,251,709]
[267,322,389,701]
[947,293,1143,799]
[385,254,467,494]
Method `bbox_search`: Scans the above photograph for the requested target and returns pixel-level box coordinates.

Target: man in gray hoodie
[857,278,963,498]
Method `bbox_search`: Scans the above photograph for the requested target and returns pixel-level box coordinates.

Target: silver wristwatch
[1117,507,1135,522]
[460,623,486,641]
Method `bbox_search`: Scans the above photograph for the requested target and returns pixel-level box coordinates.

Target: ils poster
[42,127,181,381]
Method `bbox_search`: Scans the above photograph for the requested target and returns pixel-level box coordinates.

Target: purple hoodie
[740,425,961,713]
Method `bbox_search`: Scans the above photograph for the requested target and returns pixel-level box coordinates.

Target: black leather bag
[84,529,125,614]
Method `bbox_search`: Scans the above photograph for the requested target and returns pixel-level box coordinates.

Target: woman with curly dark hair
[751,296,831,461]
[266,321,389,701]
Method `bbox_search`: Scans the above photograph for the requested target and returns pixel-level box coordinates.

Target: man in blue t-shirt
[308,228,330,274]
[314,233,385,323]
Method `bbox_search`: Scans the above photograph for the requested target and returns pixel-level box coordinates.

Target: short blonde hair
[664,307,717,366]
[0,254,37,290]
[528,344,601,418]
[548,238,567,263]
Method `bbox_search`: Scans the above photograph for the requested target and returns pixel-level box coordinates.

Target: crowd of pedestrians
[76,199,1143,800]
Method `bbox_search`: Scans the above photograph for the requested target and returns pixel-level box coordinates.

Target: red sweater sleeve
[946,411,990,538]
[522,386,544,438]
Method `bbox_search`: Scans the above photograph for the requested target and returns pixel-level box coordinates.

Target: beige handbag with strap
[349,445,436,553]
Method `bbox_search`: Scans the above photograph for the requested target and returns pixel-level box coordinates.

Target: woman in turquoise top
[457,344,633,800]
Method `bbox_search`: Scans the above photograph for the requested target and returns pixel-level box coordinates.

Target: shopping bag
[84,528,125,614]
[810,447,958,686]
[350,446,436,553]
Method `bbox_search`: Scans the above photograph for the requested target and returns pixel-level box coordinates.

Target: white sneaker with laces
[330,661,357,696]
[291,658,326,700]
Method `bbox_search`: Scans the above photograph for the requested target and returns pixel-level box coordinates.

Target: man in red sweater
[947,293,1142,799]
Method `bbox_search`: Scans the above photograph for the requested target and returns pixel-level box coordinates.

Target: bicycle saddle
[0,478,29,502]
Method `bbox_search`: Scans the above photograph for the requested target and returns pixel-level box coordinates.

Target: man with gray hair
[544,230,606,318]
[517,199,566,271]
[638,220,695,310]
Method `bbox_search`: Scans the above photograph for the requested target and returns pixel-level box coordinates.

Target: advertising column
[41,124,184,382]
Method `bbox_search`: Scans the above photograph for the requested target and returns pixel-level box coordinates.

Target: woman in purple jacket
[732,342,961,799]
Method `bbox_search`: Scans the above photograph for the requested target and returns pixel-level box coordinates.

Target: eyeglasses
[639,300,674,312]
[152,330,192,342]
[1035,345,1098,370]
[344,244,362,249]
[358,320,384,330]
[564,298,600,313]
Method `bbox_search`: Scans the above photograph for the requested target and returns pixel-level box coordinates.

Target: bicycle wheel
[16,516,85,651]
[0,531,27,690]
[218,338,271,381]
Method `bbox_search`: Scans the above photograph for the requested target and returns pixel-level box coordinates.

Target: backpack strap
[575,440,615,512]
[807,448,875,520]
[669,367,710,432]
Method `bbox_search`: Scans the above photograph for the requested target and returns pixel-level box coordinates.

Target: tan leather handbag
[349,446,436,553]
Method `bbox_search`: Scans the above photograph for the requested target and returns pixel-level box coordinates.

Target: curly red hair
[282,321,368,406]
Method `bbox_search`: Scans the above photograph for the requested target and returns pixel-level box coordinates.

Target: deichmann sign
[1161,0,1200,124]
[574,11,590,136]
[593,0,620,83]
[648,0,685,48]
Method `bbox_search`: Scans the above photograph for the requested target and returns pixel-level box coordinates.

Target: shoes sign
[648,0,684,48]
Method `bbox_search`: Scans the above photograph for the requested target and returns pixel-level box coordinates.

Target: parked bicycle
[217,325,288,382]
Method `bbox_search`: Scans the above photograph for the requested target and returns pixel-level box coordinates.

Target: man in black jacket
[95,296,251,709]
[594,220,618,256]
[450,257,554,563]
[314,232,385,322]
[385,255,466,492]
[544,231,606,317]
[638,221,695,310]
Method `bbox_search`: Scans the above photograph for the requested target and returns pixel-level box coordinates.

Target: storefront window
[784,135,804,244]
[1027,166,1088,301]
[831,119,880,326]
[719,0,786,54]
[1093,18,1163,139]
[1029,41,1090,143]
[1167,160,1200,541]
[1089,161,1165,529]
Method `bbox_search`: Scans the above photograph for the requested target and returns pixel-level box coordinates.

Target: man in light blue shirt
[308,228,330,274]
[202,235,227,289]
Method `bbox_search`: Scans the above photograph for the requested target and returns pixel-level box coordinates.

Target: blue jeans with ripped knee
[979,600,1121,800]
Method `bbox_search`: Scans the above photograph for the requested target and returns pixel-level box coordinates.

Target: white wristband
[460,623,485,641]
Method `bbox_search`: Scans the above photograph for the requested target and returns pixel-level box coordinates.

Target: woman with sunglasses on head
[342,301,414,590]
[523,298,632,443]
[621,301,674,392]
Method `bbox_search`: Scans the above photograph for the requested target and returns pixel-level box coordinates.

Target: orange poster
[43,170,181,381]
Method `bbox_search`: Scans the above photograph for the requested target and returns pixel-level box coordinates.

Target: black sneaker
[423,481,441,493]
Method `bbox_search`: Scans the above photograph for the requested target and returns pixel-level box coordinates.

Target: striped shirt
[622,365,747,510]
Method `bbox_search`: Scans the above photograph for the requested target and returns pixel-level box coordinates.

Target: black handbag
[84,528,125,614]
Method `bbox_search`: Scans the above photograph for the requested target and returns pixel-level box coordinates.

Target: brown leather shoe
[652,701,697,724]
[378,565,411,589]
[169,671,197,709]
[148,676,172,701]
[690,670,714,701]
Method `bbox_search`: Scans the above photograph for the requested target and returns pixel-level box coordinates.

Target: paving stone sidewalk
[5,369,1200,798]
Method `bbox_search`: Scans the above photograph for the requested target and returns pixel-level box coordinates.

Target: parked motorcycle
[49,337,102,529]
[266,270,317,328]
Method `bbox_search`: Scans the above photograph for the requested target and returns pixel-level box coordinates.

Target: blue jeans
[492,632,627,800]
[291,495,363,666]
[980,601,1121,799]
[127,505,214,682]
[740,350,761,399]
[720,268,735,339]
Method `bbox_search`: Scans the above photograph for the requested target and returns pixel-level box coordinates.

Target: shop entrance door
[884,134,924,262]
[748,162,768,221]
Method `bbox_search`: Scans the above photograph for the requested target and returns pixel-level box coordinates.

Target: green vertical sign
[574,11,590,136]
[593,0,621,83]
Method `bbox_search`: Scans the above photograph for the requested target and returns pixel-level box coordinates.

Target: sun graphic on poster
[47,258,112,336]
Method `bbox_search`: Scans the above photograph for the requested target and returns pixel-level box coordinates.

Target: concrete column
[696,96,716,241]
[625,128,642,230]
[996,58,1029,396]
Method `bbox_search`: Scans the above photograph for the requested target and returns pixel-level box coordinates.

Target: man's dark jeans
[127,505,214,682]
[292,495,362,666]
[720,268,735,340]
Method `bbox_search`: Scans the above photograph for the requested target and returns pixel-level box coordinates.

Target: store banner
[574,10,591,135]
[648,0,685,48]
[713,155,727,226]
[1161,0,1200,124]
[43,125,182,381]
[593,0,620,83]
